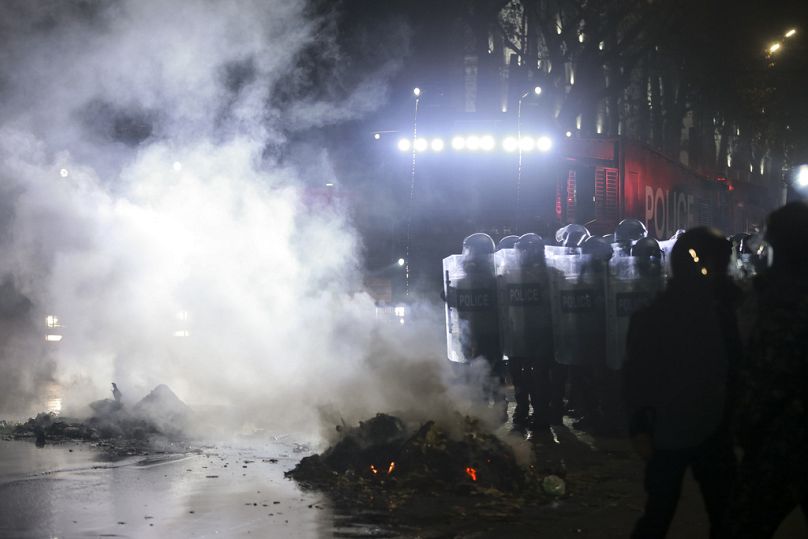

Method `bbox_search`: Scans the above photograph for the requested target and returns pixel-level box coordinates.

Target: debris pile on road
[287,413,562,518]
[2,384,193,456]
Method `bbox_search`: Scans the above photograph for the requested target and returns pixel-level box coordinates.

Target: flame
[465,467,477,481]
[387,461,396,475]
[370,465,378,475]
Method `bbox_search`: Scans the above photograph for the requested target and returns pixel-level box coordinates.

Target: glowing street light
[785,28,797,38]
[480,135,496,151]
[565,131,573,138]
[413,87,421,97]
[502,137,518,152]
[537,136,553,152]
[533,86,542,96]
[397,138,412,152]
[768,42,782,53]
[413,138,429,152]
[466,136,481,151]
[397,258,405,267]
[430,138,445,152]
[373,132,381,140]
[451,136,466,150]
[797,166,808,188]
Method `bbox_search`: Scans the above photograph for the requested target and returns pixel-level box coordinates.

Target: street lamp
[785,28,797,38]
[768,42,782,54]
[537,136,553,152]
[797,166,808,188]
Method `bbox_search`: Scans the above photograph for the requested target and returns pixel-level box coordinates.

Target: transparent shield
[443,253,500,363]
[605,256,663,370]
[496,249,553,360]
[546,249,607,366]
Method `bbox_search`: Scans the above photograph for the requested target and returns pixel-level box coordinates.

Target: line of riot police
[443,219,770,433]
[443,219,688,433]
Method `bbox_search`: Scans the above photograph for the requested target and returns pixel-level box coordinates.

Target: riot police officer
[443,233,506,416]
[496,233,557,429]
[546,225,607,427]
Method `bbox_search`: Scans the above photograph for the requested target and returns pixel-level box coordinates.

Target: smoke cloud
[0,0,487,441]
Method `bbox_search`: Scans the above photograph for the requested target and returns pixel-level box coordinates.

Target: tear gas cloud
[0,0,485,440]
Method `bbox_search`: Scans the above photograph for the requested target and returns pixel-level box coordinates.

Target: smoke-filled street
[2,0,808,537]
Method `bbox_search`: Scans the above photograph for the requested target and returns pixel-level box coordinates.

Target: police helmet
[497,235,519,251]
[614,219,648,245]
[515,233,545,264]
[631,237,662,258]
[581,236,614,261]
[670,227,731,282]
[555,224,591,247]
[462,233,495,257]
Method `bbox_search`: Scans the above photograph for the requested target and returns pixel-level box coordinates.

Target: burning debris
[2,384,193,456]
[286,413,563,521]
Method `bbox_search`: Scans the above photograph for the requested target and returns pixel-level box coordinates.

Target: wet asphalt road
[0,439,390,538]
[1,428,805,538]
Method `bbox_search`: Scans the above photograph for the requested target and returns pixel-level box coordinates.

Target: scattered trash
[542,475,567,496]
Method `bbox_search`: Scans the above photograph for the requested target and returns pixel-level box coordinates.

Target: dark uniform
[724,202,808,538]
[624,227,740,539]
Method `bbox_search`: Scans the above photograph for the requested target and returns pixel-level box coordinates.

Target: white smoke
[0,0,489,440]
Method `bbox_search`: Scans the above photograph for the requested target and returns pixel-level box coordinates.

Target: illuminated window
[46,315,61,328]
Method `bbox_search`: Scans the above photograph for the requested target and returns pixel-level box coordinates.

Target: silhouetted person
[723,202,808,538]
[624,227,740,539]
[112,382,122,403]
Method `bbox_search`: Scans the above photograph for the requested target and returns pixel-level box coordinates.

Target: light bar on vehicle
[396,135,554,154]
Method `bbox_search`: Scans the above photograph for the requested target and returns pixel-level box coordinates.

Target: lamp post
[515,86,542,232]
[404,87,421,297]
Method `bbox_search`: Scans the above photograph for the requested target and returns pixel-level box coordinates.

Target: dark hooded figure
[624,227,741,539]
[723,202,808,538]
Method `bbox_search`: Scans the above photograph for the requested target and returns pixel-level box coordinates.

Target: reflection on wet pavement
[0,439,398,538]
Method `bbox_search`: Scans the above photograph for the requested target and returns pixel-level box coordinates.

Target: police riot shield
[443,253,500,364]
[604,255,663,370]
[546,246,607,366]
[658,230,684,282]
[495,248,553,361]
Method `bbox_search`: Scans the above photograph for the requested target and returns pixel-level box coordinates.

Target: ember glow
[465,467,477,481]
[387,461,396,475]
[370,465,379,475]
